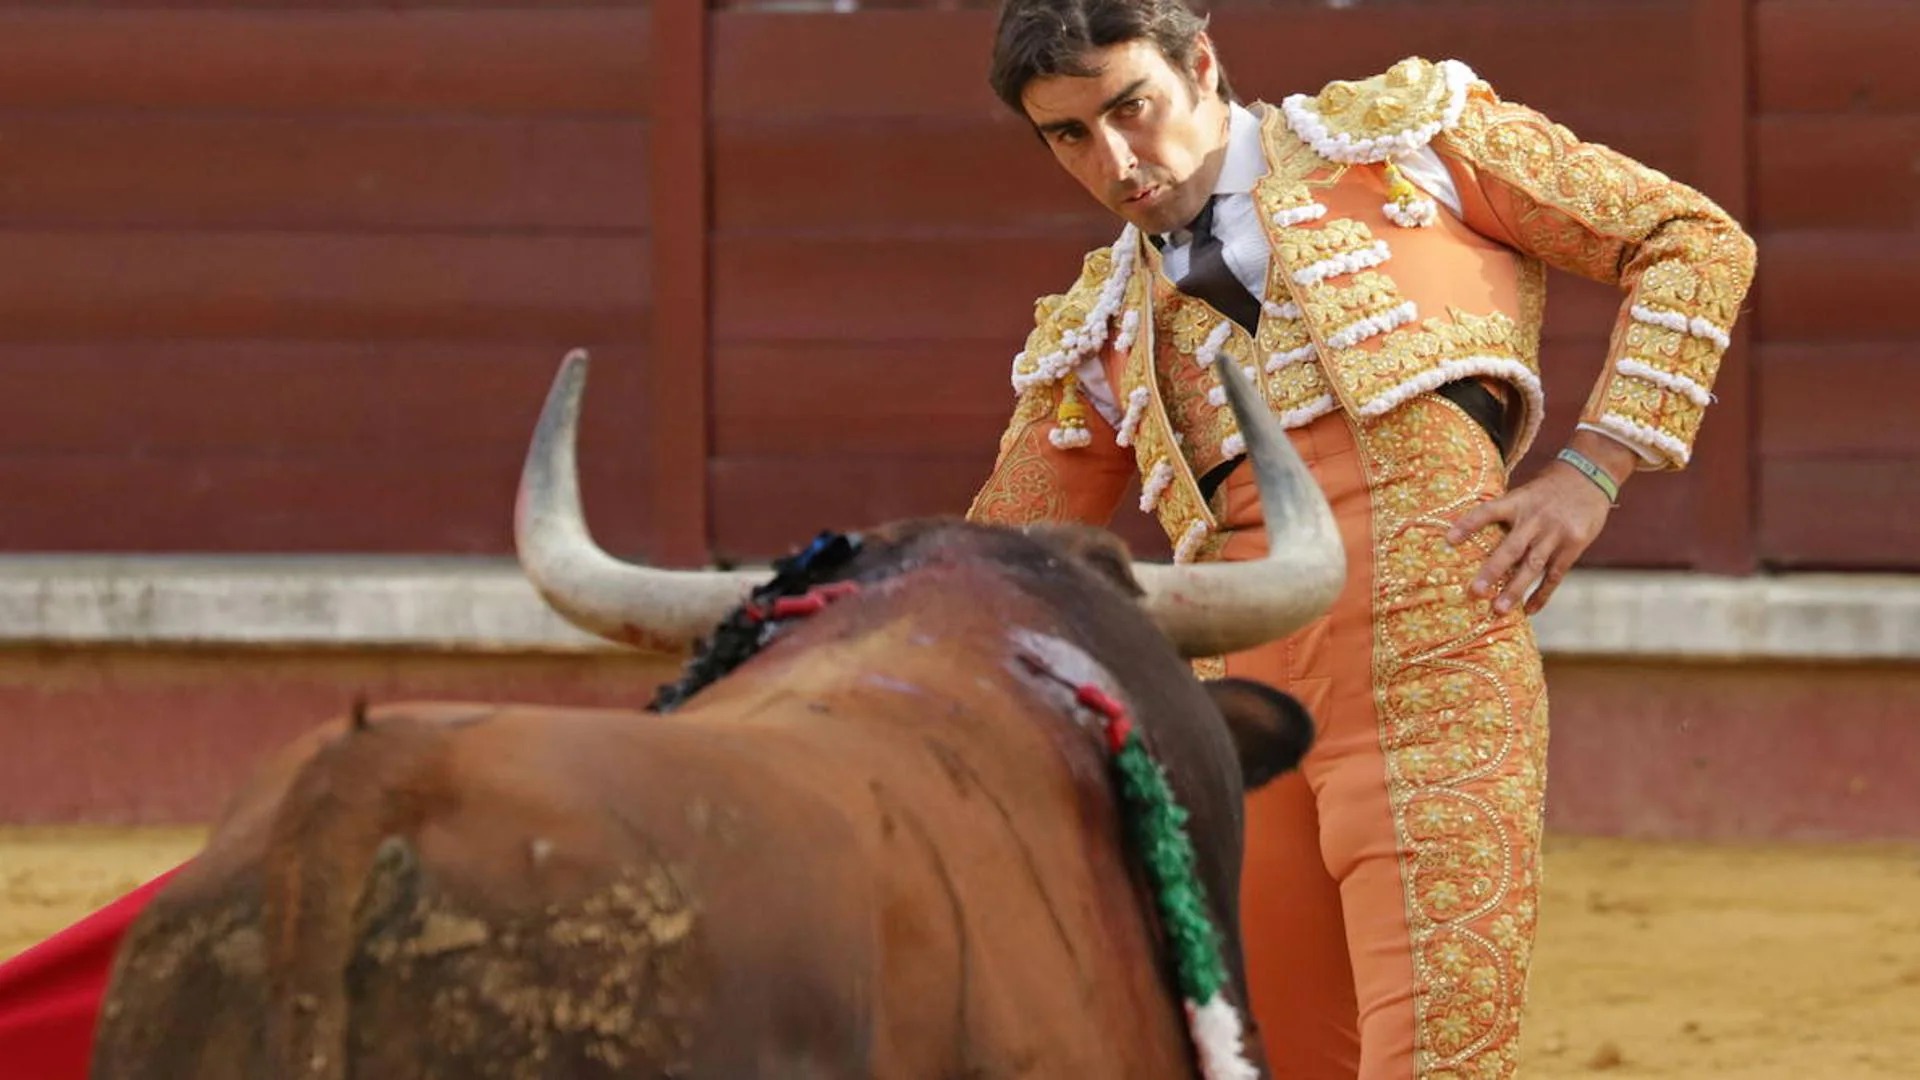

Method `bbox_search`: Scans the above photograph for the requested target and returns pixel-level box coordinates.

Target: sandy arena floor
[3,828,1917,1077]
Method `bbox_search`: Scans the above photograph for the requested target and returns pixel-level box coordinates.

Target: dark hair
[989,0,1234,118]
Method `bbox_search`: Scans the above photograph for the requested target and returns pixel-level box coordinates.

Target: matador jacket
[966,57,1758,563]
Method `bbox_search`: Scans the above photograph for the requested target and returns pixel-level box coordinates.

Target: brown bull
[90,352,1345,1079]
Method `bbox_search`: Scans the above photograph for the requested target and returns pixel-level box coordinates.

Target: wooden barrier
[0,1,1909,577]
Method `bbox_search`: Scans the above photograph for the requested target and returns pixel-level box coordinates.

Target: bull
[88,350,1345,1079]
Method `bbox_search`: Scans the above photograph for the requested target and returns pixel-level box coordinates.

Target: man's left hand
[1445,431,1637,616]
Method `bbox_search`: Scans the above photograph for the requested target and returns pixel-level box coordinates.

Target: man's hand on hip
[1444,431,1637,616]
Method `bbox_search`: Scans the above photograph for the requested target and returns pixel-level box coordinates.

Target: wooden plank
[1759,458,1920,569]
[0,454,652,555]
[1756,232,1920,342]
[0,343,640,457]
[711,120,1696,234]
[0,0,645,7]
[1757,343,1920,456]
[1675,0,1753,574]
[0,231,647,342]
[0,10,650,114]
[713,5,1701,123]
[1753,114,1920,231]
[0,648,685,826]
[712,342,1013,457]
[709,454,1024,563]
[1757,0,1920,112]
[0,114,648,231]
[711,121,1106,233]
[640,0,710,568]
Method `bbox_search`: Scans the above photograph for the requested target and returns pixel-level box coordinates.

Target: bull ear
[1203,678,1316,791]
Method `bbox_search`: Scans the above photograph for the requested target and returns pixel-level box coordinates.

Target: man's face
[1020,37,1230,235]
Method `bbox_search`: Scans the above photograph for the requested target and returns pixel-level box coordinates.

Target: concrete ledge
[1,556,1917,662]
[0,556,618,654]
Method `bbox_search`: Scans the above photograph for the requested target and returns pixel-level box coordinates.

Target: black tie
[1177,196,1261,335]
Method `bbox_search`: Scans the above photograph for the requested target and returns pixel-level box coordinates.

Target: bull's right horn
[1132,355,1347,659]
[513,349,762,653]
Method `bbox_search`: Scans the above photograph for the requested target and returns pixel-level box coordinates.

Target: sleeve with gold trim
[966,370,1134,527]
[1431,69,1757,470]
[967,278,1136,527]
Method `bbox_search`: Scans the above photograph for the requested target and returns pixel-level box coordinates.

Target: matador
[970,3,1756,1074]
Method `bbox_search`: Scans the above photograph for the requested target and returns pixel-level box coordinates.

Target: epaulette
[1281,56,1482,164]
[1010,226,1143,396]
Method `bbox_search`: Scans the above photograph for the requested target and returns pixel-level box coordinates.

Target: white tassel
[1186,995,1259,1080]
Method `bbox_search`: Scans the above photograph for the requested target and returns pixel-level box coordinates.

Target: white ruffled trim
[1206,366,1260,407]
[1382,194,1439,228]
[1220,432,1246,459]
[1266,342,1318,372]
[1281,59,1478,164]
[1616,358,1714,408]
[1187,994,1260,1080]
[1327,300,1418,350]
[1114,308,1143,353]
[1630,303,1733,351]
[1689,316,1733,350]
[1173,519,1211,565]
[1270,202,1328,228]
[1010,226,1140,394]
[1354,356,1542,426]
[1115,386,1151,448]
[1264,299,1303,320]
[1192,320,1235,369]
[1139,458,1175,513]
[1275,394,1338,429]
[1048,426,1092,449]
[1596,412,1690,466]
[1292,240,1391,287]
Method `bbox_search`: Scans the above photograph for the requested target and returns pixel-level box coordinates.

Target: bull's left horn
[1132,355,1347,659]
[514,349,762,652]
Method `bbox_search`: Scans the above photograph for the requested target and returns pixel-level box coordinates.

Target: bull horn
[513,349,762,652]
[1131,355,1347,659]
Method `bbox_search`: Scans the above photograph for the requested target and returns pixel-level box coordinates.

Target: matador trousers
[1213,394,1550,1079]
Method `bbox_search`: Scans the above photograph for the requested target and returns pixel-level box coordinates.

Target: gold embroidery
[1189,656,1228,681]
[967,385,1069,525]
[1293,57,1463,160]
[1514,256,1546,362]
[1275,218,1383,270]
[1127,400,1218,561]
[1341,311,1535,408]
[1619,321,1719,388]
[1438,87,1756,467]
[1356,396,1549,1079]
[1301,271,1412,341]
[1597,372,1707,449]
[1163,289,1246,359]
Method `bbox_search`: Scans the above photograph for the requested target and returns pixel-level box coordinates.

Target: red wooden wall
[1751,0,1919,569]
[0,5,660,556]
[0,0,1909,575]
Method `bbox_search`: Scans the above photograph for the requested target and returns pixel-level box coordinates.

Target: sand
[3,828,1916,1077]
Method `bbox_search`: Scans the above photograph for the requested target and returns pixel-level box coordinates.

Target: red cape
[0,867,181,1080]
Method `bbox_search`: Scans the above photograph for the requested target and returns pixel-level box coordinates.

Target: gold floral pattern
[966,382,1070,526]
[1356,395,1550,1078]
[1275,217,1386,271]
[1300,270,1416,346]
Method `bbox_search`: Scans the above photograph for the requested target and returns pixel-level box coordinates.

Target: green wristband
[1556,447,1620,505]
